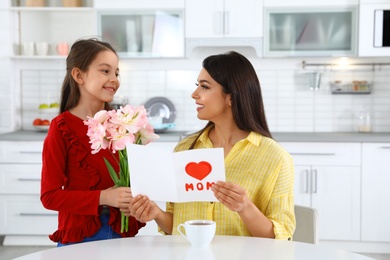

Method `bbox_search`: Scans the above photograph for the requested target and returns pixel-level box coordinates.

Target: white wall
[16,53,390,133]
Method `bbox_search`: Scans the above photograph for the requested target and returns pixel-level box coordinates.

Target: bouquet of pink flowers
[84,104,159,233]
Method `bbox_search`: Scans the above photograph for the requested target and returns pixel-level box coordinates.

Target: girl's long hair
[60,38,117,113]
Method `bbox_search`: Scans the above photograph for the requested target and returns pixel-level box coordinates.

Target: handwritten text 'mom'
[185,182,214,192]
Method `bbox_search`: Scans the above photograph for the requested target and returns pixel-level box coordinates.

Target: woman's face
[191,68,231,122]
[79,50,120,104]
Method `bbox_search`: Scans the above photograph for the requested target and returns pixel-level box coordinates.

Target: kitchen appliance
[359,3,390,56]
[144,96,176,133]
[374,9,390,47]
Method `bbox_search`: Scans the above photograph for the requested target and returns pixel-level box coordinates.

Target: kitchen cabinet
[184,0,263,56]
[263,6,358,57]
[0,141,57,246]
[185,0,262,38]
[9,3,96,58]
[0,140,177,244]
[361,143,390,242]
[280,142,361,241]
[358,2,390,57]
[97,9,184,58]
[263,0,358,7]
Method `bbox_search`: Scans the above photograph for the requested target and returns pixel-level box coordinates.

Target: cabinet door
[185,0,224,38]
[0,141,42,163]
[185,0,263,38]
[362,143,390,242]
[263,7,358,57]
[98,10,185,57]
[224,0,263,38]
[0,164,42,194]
[294,165,311,207]
[312,166,361,241]
[0,196,57,235]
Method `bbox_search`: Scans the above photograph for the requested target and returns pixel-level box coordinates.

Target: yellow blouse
[167,126,296,240]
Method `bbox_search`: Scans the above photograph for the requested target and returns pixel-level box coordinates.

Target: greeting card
[127,144,226,202]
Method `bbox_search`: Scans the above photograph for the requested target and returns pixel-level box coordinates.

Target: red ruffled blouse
[40,111,145,243]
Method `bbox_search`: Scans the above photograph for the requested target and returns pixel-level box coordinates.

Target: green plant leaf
[104,158,120,186]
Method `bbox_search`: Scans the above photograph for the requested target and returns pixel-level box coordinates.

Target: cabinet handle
[19,151,41,154]
[224,11,229,35]
[290,153,335,156]
[380,147,390,149]
[19,213,57,217]
[18,178,41,182]
[214,11,223,35]
[312,169,318,193]
[304,169,309,193]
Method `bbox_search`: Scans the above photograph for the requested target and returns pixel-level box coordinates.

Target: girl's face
[191,68,231,122]
[79,50,120,104]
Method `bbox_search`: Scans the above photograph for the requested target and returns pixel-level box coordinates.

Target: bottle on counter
[358,107,372,133]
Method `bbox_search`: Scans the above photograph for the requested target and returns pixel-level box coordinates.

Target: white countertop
[14,235,373,260]
[1,130,389,143]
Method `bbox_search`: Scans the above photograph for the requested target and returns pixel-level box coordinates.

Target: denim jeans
[57,212,122,247]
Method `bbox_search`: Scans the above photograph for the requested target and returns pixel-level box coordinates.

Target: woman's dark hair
[189,51,272,149]
[59,38,117,113]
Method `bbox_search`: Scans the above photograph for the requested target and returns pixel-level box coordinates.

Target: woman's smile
[196,103,204,112]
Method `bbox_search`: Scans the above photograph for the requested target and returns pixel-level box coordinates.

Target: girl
[41,38,145,246]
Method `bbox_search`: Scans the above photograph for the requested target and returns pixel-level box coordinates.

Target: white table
[14,235,373,260]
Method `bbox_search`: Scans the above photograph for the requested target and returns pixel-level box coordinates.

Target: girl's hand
[100,186,132,213]
[129,195,160,223]
[211,181,250,213]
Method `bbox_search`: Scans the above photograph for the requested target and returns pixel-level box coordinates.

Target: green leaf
[104,158,120,186]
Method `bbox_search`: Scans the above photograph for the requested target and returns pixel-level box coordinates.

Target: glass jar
[358,108,372,133]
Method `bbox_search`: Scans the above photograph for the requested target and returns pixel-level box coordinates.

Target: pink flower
[84,105,159,154]
[83,104,160,233]
[84,110,111,154]
[136,123,160,145]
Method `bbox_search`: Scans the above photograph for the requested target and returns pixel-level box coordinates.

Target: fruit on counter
[41,119,50,125]
[33,118,42,126]
[39,103,50,109]
[50,102,59,108]
[32,118,50,126]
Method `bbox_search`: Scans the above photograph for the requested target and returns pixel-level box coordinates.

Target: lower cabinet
[361,143,390,242]
[280,142,361,241]
[294,165,360,240]
[0,141,57,246]
[0,140,178,244]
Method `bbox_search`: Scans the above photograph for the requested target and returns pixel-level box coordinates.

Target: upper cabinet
[95,0,185,58]
[97,10,184,58]
[358,2,390,57]
[184,0,263,56]
[185,0,263,38]
[10,0,96,58]
[263,6,358,57]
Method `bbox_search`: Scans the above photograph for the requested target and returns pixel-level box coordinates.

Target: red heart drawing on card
[185,161,212,181]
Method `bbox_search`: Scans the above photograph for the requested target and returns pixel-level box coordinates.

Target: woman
[41,38,145,246]
[129,51,295,240]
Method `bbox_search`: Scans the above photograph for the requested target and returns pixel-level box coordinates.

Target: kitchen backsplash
[14,57,390,134]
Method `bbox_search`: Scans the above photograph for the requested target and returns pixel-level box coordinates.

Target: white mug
[36,42,49,56]
[177,220,216,247]
[22,42,35,56]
